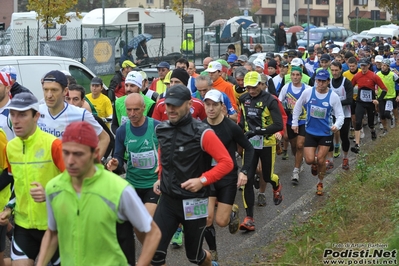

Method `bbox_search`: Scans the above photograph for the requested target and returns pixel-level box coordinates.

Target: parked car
[297,26,353,48]
[242,33,275,52]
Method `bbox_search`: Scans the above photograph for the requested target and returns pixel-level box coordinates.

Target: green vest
[284,73,311,85]
[46,164,129,266]
[115,92,155,126]
[124,118,158,189]
[7,127,62,230]
[377,71,396,99]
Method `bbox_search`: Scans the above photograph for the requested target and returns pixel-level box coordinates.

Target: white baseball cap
[125,71,143,88]
[205,61,222,73]
[203,89,224,103]
[253,59,264,69]
[375,55,383,63]
[291,58,303,66]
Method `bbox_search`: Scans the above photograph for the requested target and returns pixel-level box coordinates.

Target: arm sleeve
[108,75,119,91]
[342,79,353,106]
[200,129,233,185]
[254,98,283,135]
[267,79,277,96]
[274,96,287,133]
[111,104,119,134]
[225,85,238,111]
[292,88,311,126]
[117,186,153,233]
[0,169,13,192]
[105,98,113,118]
[278,84,288,102]
[114,125,127,173]
[231,124,254,172]
[46,194,57,231]
[83,111,103,135]
[147,103,155,118]
[151,102,162,121]
[51,139,65,172]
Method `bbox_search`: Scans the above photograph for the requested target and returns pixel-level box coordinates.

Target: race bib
[310,105,327,119]
[183,198,208,220]
[121,116,129,125]
[249,135,264,149]
[360,90,372,102]
[130,150,156,169]
[385,100,394,111]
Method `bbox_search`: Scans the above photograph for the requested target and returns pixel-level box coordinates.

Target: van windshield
[301,32,323,41]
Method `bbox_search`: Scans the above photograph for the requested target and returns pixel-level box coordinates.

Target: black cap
[359,57,370,65]
[164,84,191,106]
[268,59,277,69]
[320,54,331,62]
[287,49,297,57]
[363,46,371,52]
[266,52,274,59]
[43,70,68,87]
[91,77,103,85]
[344,51,354,59]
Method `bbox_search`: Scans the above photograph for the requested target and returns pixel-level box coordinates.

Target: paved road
[135,127,376,265]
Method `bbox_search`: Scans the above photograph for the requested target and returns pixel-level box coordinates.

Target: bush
[349,18,399,33]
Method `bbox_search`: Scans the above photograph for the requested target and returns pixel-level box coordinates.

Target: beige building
[255,0,391,28]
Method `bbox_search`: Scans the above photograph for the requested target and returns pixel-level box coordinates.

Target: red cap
[62,121,98,149]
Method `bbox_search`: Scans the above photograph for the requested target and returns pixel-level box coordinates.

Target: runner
[151,84,233,266]
[0,72,14,141]
[85,77,113,127]
[328,61,353,170]
[202,90,254,261]
[36,121,161,266]
[292,69,344,195]
[38,70,110,159]
[278,66,311,184]
[238,71,284,231]
[351,58,387,153]
[0,128,10,266]
[0,93,65,265]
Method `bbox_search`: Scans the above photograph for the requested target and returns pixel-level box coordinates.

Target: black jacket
[11,82,32,98]
[156,115,211,199]
[275,28,287,46]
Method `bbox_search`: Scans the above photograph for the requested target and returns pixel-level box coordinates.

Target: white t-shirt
[38,102,103,138]
[0,100,15,141]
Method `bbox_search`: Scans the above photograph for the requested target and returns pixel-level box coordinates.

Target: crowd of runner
[0,34,395,265]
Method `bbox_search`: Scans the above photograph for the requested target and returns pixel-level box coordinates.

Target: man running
[151,84,233,266]
[36,121,161,266]
[202,90,254,261]
[292,69,344,195]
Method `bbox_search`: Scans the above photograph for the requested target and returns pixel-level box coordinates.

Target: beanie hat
[268,59,277,69]
[171,68,190,86]
[62,121,99,149]
[291,66,303,74]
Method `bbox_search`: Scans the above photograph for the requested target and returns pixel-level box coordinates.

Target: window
[269,0,276,3]
[69,66,93,94]
[282,10,290,16]
[183,14,194,24]
[305,0,313,4]
[375,0,379,6]
[144,23,165,39]
[316,0,328,4]
[146,0,153,3]
[60,25,67,36]
[127,12,139,22]
[354,0,368,5]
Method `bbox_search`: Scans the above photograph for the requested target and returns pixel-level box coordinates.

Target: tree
[191,0,240,26]
[28,0,80,40]
[377,0,399,22]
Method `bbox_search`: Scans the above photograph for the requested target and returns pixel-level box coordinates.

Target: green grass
[99,74,114,87]
[257,127,399,265]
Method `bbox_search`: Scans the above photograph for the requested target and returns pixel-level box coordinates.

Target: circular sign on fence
[93,41,112,63]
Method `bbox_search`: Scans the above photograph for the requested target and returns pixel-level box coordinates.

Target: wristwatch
[240,169,248,175]
[200,176,207,185]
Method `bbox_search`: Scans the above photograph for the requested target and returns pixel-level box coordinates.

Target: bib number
[385,100,393,111]
[249,135,264,149]
[310,105,327,119]
[360,90,372,102]
[183,198,208,220]
[130,150,156,169]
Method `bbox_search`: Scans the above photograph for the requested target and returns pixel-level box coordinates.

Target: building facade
[0,0,17,28]
[255,0,390,28]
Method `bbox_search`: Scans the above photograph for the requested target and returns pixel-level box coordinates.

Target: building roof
[348,10,386,20]
[255,8,276,16]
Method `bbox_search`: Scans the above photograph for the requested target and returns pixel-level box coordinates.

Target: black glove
[244,130,256,139]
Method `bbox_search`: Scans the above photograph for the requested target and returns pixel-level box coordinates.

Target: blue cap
[43,70,68,87]
[156,61,170,69]
[227,54,238,63]
[279,22,285,27]
[315,69,330,81]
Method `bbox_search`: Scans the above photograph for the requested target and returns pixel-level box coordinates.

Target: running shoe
[171,227,183,248]
[360,129,365,139]
[210,250,218,262]
[253,174,260,189]
[273,184,283,205]
[333,144,341,158]
[316,182,323,196]
[371,130,377,140]
[351,144,360,154]
[342,158,349,170]
[380,129,388,137]
[282,150,289,160]
[229,204,240,234]
[349,128,355,139]
[311,163,318,176]
[211,261,219,266]
[257,193,266,206]
[239,216,255,231]
[291,170,299,185]
[326,160,334,170]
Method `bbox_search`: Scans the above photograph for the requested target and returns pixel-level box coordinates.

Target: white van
[0,56,105,99]
[366,27,399,39]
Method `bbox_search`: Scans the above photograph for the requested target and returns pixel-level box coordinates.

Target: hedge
[349,18,399,33]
